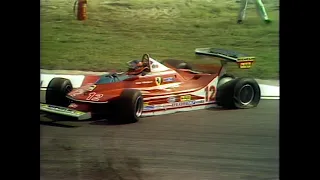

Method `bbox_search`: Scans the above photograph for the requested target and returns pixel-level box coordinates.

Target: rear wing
[195,47,255,69]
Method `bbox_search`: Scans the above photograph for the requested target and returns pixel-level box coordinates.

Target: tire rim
[63,85,73,105]
[238,84,254,105]
[135,96,143,117]
[65,85,72,93]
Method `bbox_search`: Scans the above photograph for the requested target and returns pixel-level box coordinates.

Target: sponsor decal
[87,85,96,91]
[238,61,252,69]
[155,77,163,86]
[135,81,153,85]
[143,103,173,111]
[172,99,205,107]
[167,96,176,103]
[163,77,174,82]
[152,64,159,69]
[45,105,85,115]
[154,104,173,109]
[180,95,191,101]
[194,99,205,104]
[154,105,164,109]
[167,84,180,89]
[172,101,196,107]
[164,84,181,91]
[237,57,255,61]
[143,105,155,111]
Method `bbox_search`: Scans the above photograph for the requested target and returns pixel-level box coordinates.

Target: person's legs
[254,0,271,23]
[237,0,248,23]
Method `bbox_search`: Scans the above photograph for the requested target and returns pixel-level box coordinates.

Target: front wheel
[45,77,73,107]
[114,89,144,123]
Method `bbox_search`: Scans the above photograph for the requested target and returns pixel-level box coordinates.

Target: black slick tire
[115,89,144,123]
[45,77,73,107]
[216,77,261,109]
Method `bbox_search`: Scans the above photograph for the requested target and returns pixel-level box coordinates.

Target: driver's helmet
[137,61,144,67]
[127,60,140,70]
[128,59,149,70]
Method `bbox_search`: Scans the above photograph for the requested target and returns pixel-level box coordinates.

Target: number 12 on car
[86,92,103,101]
[204,85,216,102]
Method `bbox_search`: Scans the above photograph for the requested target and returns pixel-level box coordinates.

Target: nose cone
[68,84,97,98]
[67,84,113,102]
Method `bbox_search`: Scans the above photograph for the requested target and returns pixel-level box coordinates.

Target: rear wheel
[217,74,235,88]
[162,59,192,70]
[216,77,261,109]
[46,77,73,107]
[233,78,261,108]
[217,74,235,106]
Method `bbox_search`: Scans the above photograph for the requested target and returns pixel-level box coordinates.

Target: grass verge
[41,0,279,79]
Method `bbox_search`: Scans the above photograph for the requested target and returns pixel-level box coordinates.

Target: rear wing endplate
[195,48,255,69]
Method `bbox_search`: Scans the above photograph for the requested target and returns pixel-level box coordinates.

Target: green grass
[40,0,279,79]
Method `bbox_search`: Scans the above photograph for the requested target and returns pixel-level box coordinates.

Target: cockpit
[126,54,171,75]
[95,73,131,84]
[127,54,151,75]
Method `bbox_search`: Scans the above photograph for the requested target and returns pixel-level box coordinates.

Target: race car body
[40,48,261,123]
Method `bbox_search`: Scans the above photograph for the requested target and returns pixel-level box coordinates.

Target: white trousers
[238,0,269,21]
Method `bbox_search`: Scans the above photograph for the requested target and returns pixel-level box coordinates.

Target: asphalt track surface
[40,100,279,180]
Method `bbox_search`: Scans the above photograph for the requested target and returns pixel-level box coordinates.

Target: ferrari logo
[155,77,163,86]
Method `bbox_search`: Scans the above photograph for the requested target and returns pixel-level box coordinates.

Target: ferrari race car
[40,48,261,123]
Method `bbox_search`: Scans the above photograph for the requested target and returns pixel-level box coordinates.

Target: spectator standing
[237,0,271,24]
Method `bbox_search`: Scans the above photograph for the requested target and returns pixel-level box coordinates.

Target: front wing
[40,103,92,120]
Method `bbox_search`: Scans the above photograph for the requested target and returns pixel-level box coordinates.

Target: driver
[127,59,150,75]
[136,60,150,75]
[136,61,149,69]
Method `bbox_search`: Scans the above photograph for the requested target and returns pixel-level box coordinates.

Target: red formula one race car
[40,48,261,123]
